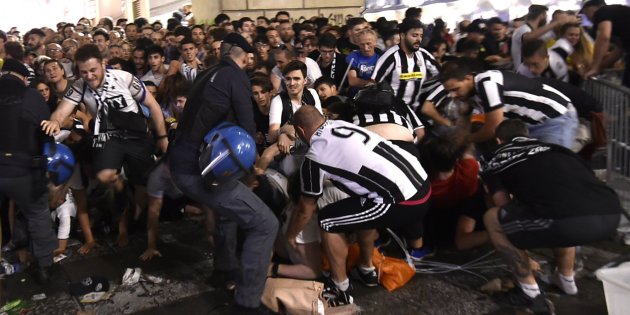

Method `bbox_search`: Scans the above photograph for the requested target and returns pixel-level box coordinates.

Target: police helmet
[198,122,256,185]
[43,142,76,185]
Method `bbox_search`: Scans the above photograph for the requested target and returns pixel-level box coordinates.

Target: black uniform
[169,57,278,309]
[0,74,57,269]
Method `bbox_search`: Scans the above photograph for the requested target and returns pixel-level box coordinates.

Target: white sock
[333,278,350,291]
[359,265,375,274]
[519,282,541,298]
[558,272,574,282]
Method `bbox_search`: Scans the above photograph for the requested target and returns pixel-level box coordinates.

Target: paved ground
[2,212,629,315]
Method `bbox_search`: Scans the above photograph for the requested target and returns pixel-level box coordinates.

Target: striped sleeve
[372,46,398,82]
[420,48,441,78]
[300,157,325,197]
[62,80,86,106]
[475,72,505,112]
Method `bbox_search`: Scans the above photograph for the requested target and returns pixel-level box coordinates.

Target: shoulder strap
[280,92,292,125]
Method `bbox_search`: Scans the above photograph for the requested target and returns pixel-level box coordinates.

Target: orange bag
[372,249,416,292]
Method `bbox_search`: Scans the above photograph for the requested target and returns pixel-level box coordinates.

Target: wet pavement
[1,214,629,315]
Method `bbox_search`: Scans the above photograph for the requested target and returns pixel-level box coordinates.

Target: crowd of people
[0,0,628,314]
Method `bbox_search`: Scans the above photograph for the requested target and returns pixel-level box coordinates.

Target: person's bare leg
[97,169,128,247]
[484,207,535,285]
[356,229,377,268]
[140,196,162,260]
[553,247,575,276]
[74,188,96,254]
[321,231,348,284]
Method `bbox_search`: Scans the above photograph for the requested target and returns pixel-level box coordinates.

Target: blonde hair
[562,23,593,69]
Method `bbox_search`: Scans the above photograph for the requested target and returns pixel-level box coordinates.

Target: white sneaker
[552,271,578,295]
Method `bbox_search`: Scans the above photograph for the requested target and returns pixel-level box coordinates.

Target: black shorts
[318,190,430,237]
[499,200,621,249]
[93,135,155,186]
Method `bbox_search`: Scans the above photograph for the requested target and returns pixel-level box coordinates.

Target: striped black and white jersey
[300,120,428,204]
[472,70,572,125]
[352,110,415,133]
[372,45,440,110]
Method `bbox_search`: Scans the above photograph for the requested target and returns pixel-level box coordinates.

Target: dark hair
[237,17,254,30]
[0,30,6,42]
[108,57,125,66]
[346,17,368,30]
[143,80,157,88]
[4,41,25,60]
[134,17,149,29]
[522,39,548,59]
[439,59,474,83]
[214,13,230,25]
[254,35,269,45]
[527,4,549,20]
[257,16,270,24]
[146,44,165,57]
[275,11,290,19]
[209,27,228,41]
[420,131,469,176]
[326,100,355,122]
[314,76,335,89]
[399,18,424,34]
[250,75,273,92]
[405,7,423,19]
[273,44,296,59]
[75,44,103,63]
[174,26,192,39]
[487,17,507,27]
[318,33,337,49]
[427,39,447,53]
[179,37,195,48]
[93,28,110,41]
[125,23,137,32]
[282,60,307,78]
[456,39,481,54]
[496,119,529,142]
[100,17,114,30]
[191,24,205,34]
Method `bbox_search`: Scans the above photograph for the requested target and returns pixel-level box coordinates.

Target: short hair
[174,26,192,39]
[527,4,549,20]
[93,28,110,41]
[146,45,165,57]
[125,23,137,32]
[4,41,25,60]
[43,59,66,77]
[405,7,422,19]
[282,60,307,78]
[314,76,335,89]
[191,24,205,33]
[456,39,481,54]
[439,59,474,83]
[302,35,317,46]
[318,33,337,49]
[420,131,468,174]
[254,35,269,45]
[209,27,228,41]
[100,17,114,30]
[143,80,157,88]
[487,17,507,27]
[273,44,296,59]
[346,17,368,30]
[250,75,273,92]
[214,13,230,25]
[237,17,254,30]
[0,30,7,42]
[179,37,195,48]
[275,11,290,19]
[257,16,270,24]
[522,39,548,59]
[75,43,103,63]
[495,119,529,142]
[134,17,149,29]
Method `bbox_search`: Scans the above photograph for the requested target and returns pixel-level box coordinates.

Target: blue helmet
[43,142,76,185]
[198,122,257,185]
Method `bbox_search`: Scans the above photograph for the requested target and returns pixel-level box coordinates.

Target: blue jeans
[528,105,578,149]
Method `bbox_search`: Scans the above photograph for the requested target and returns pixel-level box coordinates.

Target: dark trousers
[171,172,278,308]
[1,172,56,267]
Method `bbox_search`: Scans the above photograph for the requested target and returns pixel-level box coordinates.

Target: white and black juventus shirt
[64,69,146,134]
[517,38,574,82]
[352,109,415,133]
[300,120,428,204]
[372,45,440,110]
[472,70,572,125]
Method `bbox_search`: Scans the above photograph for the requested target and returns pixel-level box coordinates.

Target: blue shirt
[346,51,380,81]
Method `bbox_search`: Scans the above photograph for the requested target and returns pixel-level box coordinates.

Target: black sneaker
[495,287,555,315]
[322,285,354,307]
[350,266,378,287]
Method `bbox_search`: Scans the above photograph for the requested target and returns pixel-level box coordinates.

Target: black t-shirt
[481,137,622,219]
[592,5,630,50]
[253,102,270,154]
[319,53,349,89]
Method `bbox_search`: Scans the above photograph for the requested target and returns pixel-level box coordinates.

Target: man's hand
[41,120,61,136]
[78,241,96,254]
[277,133,295,155]
[583,67,600,80]
[287,236,298,251]
[139,247,162,261]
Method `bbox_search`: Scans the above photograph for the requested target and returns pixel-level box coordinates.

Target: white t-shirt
[268,88,323,126]
[511,24,555,69]
[516,38,574,82]
[271,57,323,92]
